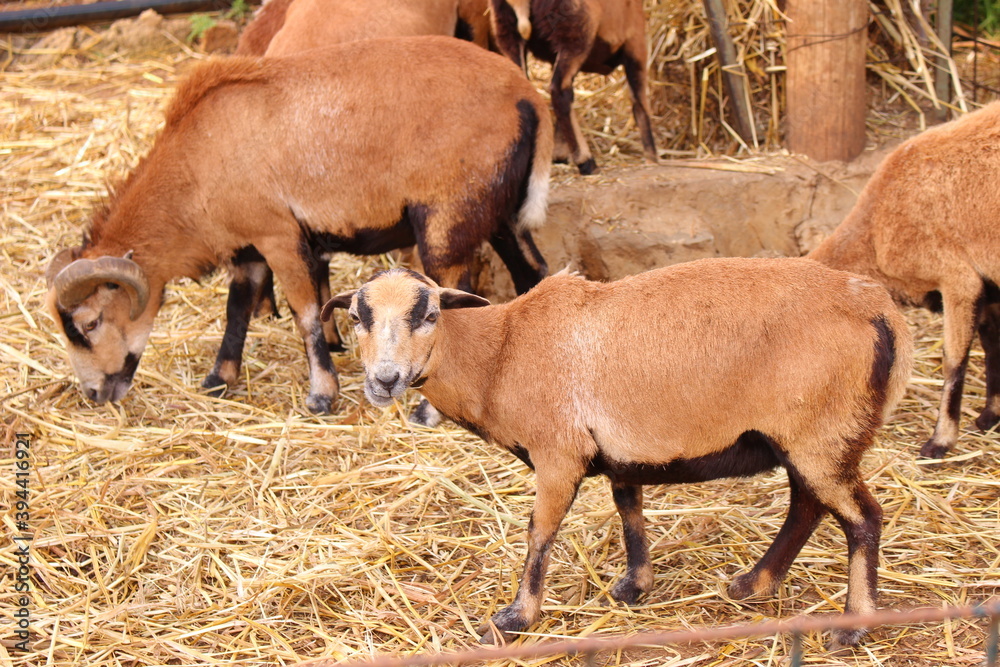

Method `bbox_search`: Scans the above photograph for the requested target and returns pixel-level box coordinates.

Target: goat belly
[586,430,782,485]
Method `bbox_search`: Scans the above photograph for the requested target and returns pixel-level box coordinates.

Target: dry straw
[1,2,998,666]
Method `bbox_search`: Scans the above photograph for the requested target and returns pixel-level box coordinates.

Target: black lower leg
[609,482,650,604]
[205,276,256,395]
[312,257,343,351]
[729,475,826,599]
[977,300,1000,430]
[623,52,657,159]
[829,485,882,647]
[253,268,280,318]
[489,226,548,294]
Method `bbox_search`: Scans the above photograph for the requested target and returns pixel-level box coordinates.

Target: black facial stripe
[58,309,91,350]
[409,288,430,331]
[356,290,374,330]
[106,352,141,385]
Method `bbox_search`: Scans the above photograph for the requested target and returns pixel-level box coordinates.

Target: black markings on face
[59,309,91,350]
[409,288,431,331]
[106,352,141,385]
[355,290,374,331]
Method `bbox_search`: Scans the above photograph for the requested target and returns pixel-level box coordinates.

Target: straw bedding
[1,4,999,666]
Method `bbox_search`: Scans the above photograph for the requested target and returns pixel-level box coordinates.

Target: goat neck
[419,304,507,428]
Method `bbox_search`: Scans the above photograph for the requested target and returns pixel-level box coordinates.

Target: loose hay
[1,8,999,667]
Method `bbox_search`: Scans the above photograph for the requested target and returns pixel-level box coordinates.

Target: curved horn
[53,256,150,320]
[46,246,82,287]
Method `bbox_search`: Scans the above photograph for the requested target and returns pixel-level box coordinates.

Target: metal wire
[298,599,1000,667]
[789,631,804,667]
[986,609,999,667]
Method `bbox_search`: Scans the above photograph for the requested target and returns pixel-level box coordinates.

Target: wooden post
[786,0,868,161]
[702,0,756,146]
[934,0,954,121]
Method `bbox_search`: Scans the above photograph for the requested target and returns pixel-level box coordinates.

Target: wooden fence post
[934,0,954,120]
[702,0,756,146]
[785,0,868,161]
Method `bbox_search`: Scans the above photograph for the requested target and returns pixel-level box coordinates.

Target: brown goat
[489,0,656,173]
[46,37,552,413]
[324,259,912,647]
[234,0,496,338]
[809,101,1000,459]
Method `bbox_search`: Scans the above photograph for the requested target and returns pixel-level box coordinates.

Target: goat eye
[424,312,438,324]
[348,312,361,325]
[82,319,100,333]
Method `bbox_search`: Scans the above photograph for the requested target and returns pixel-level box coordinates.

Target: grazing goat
[323,259,912,647]
[809,101,1000,459]
[46,37,552,414]
[489,0,656,173]
[234,0,495,343]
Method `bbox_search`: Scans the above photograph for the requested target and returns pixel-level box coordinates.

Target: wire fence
[292,599,1000,667]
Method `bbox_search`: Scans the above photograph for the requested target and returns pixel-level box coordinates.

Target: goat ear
[439,289,491,310]
[320,290,357,322]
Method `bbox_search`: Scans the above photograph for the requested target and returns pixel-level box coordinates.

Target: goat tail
[517,100,553,232]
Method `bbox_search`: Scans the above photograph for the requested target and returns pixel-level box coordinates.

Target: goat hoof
[608,578,646,605]
[918,439,950,460]
[727,572,774,600]
[477,606,530,645]
[577,158,599,175]
[829,627,867,649]
[202,375,228,398]
[975,409,1000,432]
[305,393,333,414]
[409,400,442,427]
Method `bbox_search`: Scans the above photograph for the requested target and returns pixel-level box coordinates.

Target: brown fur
[489,0,656,172]
[47,37,553,412]
[331,259,913,647]
[235,0,294,55]
[809,101,1000,458]
[238,0,492,56]
[266,0,458,55]
[457,0,493,49]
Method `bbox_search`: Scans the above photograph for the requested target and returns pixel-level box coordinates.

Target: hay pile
[1,7,999,667]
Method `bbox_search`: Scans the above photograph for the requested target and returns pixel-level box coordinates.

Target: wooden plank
[786,0,868,162]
